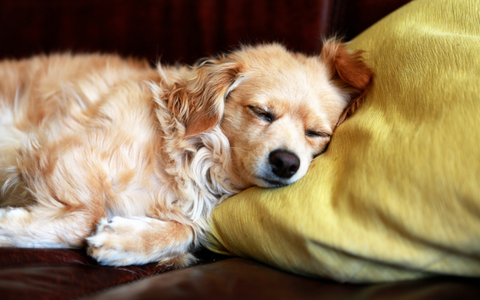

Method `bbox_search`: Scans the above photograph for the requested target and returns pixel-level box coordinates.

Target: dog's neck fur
[149,77,242,232]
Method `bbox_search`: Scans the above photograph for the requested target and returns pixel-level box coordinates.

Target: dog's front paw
[0,207,30,246]
[0,208,11,246]
[87,216,195,267]
[86,217,149,266]
[0,207,29,221]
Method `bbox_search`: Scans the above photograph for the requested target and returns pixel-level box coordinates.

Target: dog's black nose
[269,150,300,179]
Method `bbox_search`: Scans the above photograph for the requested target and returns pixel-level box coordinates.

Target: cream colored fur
[0,41,372,266]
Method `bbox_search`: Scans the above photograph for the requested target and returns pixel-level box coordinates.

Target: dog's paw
[87,216,195,267]
[0,207,29,246]
[86,217,147,266]
[0,207,29,220]
[0,208,10,246]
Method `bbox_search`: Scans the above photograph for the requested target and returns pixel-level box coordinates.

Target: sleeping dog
[0,40,372,266]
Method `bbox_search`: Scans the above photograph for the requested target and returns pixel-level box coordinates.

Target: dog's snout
[269,150,300,179]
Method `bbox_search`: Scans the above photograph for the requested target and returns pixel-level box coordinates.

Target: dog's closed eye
[248,106,275,123]
[305,130,330,138]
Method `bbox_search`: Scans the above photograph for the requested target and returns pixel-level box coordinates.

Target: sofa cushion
[0,247,229,300]
[80,258,480,300]
[206,0,480,283]
[0,248,167,299]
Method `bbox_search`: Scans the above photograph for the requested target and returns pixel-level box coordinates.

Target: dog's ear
[165,58,244,138]
[320,39,374,125]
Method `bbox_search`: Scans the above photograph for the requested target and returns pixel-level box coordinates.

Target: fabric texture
[206,0,480,283]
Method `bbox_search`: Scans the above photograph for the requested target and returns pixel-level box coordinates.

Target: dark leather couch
[1,1,479,299]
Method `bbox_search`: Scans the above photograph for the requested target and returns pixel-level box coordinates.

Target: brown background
[0,0,409,64]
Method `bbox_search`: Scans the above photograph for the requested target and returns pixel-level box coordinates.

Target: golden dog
[0,40,372,266]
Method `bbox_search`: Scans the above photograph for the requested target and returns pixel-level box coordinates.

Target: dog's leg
[87,216,196,266]
[0,206,101,248]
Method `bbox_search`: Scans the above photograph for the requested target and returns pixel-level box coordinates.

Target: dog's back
[0,54,159,209]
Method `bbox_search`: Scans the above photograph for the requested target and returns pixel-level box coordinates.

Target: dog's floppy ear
[320,39,374,126]
[166,58,244,138]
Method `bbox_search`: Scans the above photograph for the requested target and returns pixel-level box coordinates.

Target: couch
[1,1,479,299]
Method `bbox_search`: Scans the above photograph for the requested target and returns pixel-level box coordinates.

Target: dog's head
[166,40,373,189]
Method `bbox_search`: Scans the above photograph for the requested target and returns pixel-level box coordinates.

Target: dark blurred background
[0,0,410,65]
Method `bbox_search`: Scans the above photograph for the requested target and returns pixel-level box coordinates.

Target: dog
[0,40,372,266]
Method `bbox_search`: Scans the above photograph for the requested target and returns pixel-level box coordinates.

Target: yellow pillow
[206,0,480,283]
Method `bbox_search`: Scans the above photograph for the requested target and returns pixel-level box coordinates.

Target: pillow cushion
[206,0,480,283]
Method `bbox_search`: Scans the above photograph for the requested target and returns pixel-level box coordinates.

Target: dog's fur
[0,40,372,266]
